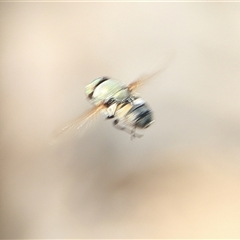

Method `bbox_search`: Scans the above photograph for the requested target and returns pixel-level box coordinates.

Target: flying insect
[52,62,171,142]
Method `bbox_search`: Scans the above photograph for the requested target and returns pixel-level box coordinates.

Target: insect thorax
[85,77,130,105]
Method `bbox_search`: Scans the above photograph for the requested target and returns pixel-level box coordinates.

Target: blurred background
[1,2,240,238]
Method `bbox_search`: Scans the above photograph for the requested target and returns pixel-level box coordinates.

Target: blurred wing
[128,69,164,92]
[128,51,175,91]
[50,103,105,144]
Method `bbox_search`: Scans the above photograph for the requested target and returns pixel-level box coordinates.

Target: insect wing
[51,104,105,144]
[128,69,164,92]
[128,52,175,91]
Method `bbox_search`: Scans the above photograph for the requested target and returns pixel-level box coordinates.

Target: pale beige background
[1,2,240,238]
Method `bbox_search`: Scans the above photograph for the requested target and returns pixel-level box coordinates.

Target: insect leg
[105,102,117,119]
[113,120,143,139]
[130,127,143,140]
[113,119,125,130]
[106,115,114,119]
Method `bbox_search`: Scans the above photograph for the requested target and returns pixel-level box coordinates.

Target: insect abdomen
[131,105,153,128]
[116,98,154,129]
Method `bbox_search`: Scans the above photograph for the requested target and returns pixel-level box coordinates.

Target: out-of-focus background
[1,2,240,238]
